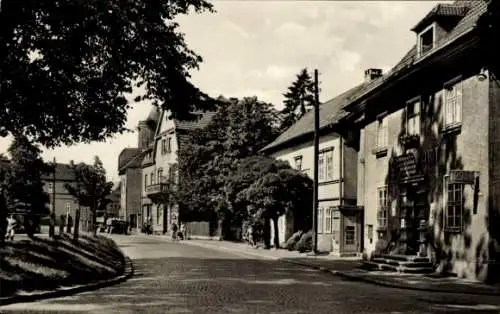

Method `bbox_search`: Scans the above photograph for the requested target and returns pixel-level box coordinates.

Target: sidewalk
[180,238,500,296]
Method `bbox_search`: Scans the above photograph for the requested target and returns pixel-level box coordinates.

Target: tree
[239,167,313,249]
[0,154,11,243]
[0,0,216,148]
[65,156,113,238]
[176,96,281,239]
[280,68,315,132]
[4,136,51,237]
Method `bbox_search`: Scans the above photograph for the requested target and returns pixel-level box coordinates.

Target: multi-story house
[336,1,498,282]
[261,86,365,256]
[117,147,144,231]
[141,108,216,234]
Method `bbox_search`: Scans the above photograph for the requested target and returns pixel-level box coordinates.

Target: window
[325,207,333,234]
[376,117,388,149]
[377,187,389,229]
[144,174,148,189]
[156,205,161,224]
[157,169,163,183]
[444,80,462,127]
[445,182,464,231]
[294,156,303,171]
[318,207,324,234]
[166,137,172,153]
[318,148,334,182]
[65,203,71,212]
[418,25,434,57]
[161,139,167,155]
[345,226,356,245]
[150,171,155,185]
[406,100,421,135]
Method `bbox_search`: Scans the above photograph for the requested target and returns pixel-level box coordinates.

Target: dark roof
[118,150,145,174]
[261,84,368,152]
[118,148,140,171]
[174,111,218,131]
[41,163,75,181]
[261,0,485,153]
[411,3,470,33]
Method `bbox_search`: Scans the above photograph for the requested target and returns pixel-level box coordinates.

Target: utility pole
[49,157,56,237]
[311,69,320,254]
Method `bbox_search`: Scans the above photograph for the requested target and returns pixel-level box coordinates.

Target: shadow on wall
[380,87,481,277]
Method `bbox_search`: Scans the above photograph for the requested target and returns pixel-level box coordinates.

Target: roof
[261,0,486,153]
[174,111,218,131]
[118,148,140,171]
[411,3,470,33]
[41,163,75,181]
[261,84,368,152]
[118,150,145,174]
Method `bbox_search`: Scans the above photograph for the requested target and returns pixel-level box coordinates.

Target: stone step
[371,258,433,268]
[380,254,430,263]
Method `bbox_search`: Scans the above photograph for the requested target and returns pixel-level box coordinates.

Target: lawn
[0,234,125,298]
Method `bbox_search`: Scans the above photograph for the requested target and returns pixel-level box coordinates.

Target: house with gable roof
[141,107,217,234]
[332,0,500,282]
[260,72,384,256]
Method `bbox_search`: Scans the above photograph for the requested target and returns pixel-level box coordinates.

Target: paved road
[2,235,500,314]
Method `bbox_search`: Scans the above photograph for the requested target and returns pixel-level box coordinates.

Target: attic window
[418,24,435,57]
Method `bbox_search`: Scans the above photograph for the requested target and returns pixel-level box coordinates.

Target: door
[343,214,358,253]
[163,204,169,234]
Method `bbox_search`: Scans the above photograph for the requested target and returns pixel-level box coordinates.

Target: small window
[167,137,172,153]
[345,226,356,245]
[376,118,388,149]
[144,174,148,189]
[325,208,332,234]
[377,186,389,229]
[157,169,163,183]
[150,171,155,185]
[161,139,167,155]
[318,148,334,183]
[444,80,463,128]
[406,100,421,136]
[294,156,303,171]
[65,203,71,211]
[418,25,434,57]
[318,207,324,234]
[445,180,464,232]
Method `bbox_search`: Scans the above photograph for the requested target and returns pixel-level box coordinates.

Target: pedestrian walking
[6,215,17,241]
[171,223,178,241]
[247,224,255,248]
[180,223,187,240]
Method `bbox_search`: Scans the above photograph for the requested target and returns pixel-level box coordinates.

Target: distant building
[41,163,91,229]
[105,183,121,218]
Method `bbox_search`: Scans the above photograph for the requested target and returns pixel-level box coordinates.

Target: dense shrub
[295,230,312,253]
[284,230,304,251]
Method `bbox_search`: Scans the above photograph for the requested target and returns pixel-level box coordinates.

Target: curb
[181,240,500,296]
[0,257,134,306]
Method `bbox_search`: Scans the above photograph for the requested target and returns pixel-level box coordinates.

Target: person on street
[59,215,65,234]
[6,215,17,241]
[171,223,178,241]
[180,223,187,240]
[247,224,255,248]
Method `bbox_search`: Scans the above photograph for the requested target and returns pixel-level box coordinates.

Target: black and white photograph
[1,0,500,313]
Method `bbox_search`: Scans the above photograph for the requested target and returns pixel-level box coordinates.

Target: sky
[0,0,449,183]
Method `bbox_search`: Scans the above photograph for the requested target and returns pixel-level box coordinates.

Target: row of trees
[175,96,313,248]
[0,135,113,243]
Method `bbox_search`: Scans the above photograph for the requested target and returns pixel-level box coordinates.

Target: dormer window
[418,24,435,57]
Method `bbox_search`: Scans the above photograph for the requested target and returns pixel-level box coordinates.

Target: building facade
[41,163,91,229]
[337,1,499,282]
[117,147,144,230]
[140,108,216,234]
[262,91,362,256]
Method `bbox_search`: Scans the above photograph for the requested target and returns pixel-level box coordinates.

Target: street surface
[2,235,500,314]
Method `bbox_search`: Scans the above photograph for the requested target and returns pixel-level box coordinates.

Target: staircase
[362,254,435,274]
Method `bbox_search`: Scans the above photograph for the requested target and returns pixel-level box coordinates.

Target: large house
[261,81,367,256]
[335,1,496,282]
[141,107,216,234]
[117,147,144,231]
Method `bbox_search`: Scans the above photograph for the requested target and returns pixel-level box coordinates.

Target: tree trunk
[73,206,80,241]
[272,216,280,249]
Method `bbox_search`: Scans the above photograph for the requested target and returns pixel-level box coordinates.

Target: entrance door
[343,215,358,253]
[163,205,169,234]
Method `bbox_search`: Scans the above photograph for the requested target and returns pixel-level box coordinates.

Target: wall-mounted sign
[449,170,477,184]
[393,153,424,184]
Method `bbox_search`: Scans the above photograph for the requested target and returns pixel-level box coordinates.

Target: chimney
[364,68,383,82]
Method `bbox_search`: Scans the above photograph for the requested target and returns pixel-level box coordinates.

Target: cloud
[0,1,447,181]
